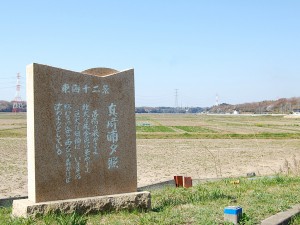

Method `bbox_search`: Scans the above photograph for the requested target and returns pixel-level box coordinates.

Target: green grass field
[0,113,26,138]
[1,176,300,224]
[1,112,300,139]
[136,113,300,139]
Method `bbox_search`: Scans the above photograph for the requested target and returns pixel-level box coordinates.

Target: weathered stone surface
[26,63,137,203]
[12,191,151,218]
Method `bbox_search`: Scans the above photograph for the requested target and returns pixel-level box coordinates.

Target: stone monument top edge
[82,67,135,77]
[81,67,119,77]
[27,63,134,77]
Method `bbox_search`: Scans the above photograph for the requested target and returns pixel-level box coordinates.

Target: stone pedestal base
[12,191,151,218]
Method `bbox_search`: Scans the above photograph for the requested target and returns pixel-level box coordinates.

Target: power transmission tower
[12,73,23,113]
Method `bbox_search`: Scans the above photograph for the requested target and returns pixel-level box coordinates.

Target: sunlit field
[136,113,300,186]
[1,113,300,194]
[1,112,300,224]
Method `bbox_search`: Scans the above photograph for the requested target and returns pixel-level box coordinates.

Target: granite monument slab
[26,63,137,203]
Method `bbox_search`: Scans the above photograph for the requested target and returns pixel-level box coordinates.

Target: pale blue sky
[0,1,299,107]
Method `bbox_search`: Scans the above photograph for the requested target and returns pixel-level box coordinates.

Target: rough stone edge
[260,204,300,225]
[12,191,150,218]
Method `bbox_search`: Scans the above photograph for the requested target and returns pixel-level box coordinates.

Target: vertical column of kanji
[107,103,119,170]
[91,110,99,156]
[82,103,91,173]
[54,103,63,156]
[64,104,72,183]
[74,109,81,180]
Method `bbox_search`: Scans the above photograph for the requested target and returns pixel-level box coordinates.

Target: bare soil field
[137,139,300,186]
[0,138,27,198]
[0,113,300,198]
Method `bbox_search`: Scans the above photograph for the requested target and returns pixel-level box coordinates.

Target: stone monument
[12,63,150,217]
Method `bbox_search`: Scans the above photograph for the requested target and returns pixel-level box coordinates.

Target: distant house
[233,110,239,115]
[293,109,300,114]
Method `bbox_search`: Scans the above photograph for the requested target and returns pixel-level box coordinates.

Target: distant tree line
[209,97,300,114]
[137,97,300,114]
[1,97,299,114]
[0,100,27,112]
[135,107,207,114]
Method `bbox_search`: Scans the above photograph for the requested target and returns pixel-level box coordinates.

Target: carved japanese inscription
[27,64,137,203]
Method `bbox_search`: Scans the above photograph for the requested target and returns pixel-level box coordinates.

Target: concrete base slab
[261,204,300,225]
[12,191,151,218]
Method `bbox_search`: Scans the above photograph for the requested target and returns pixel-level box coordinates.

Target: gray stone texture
[26,64,137,203]
[12,191,151,218]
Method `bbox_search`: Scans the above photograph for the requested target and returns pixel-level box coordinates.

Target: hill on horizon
[209,97,300,114]
[0,97,299,114]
